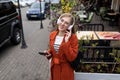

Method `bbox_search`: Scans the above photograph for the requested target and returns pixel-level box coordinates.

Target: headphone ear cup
[68,25,73,30]
[57,19,60,24]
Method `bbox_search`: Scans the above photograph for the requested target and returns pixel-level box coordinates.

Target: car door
[0,2,12,44]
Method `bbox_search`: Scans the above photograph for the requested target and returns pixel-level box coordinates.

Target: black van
[0,0,21,48]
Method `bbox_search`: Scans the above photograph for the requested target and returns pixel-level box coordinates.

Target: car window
[0,1,16,18]
[0,3,8,17]
[30,2,45,11]
[11,0,17,2]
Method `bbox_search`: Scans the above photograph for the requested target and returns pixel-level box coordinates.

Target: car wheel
[27,17,31,20]
[44,14,47,19]
[11,28,21,45]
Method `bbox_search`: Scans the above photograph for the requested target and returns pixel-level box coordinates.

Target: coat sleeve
[62,34,78,62]
[46,32,54,60]
[47,31,56,55]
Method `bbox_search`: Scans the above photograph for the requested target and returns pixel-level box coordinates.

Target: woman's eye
[61,19,64,22]
[60,19,69,25]
[65,22,69,25]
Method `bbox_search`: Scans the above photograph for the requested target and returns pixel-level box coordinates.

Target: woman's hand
[65,30,72,42]
[44,50,52,60]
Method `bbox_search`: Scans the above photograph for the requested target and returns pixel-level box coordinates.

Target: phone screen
[38,52,48,55]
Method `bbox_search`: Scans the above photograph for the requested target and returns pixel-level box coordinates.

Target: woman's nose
[61,21,65,25]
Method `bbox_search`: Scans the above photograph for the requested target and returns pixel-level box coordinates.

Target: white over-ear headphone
[57,13,75,30]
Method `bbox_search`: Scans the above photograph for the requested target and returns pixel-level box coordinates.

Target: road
[21,7,52,50]
[0,7,53,80]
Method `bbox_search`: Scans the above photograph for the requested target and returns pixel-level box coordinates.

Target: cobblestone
[0,20,51,80]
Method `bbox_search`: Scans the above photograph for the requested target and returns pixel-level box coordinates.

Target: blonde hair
[59,13,75,26]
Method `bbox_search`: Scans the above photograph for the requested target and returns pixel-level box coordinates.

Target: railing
[77,46,120,73]
[81,46,120,61]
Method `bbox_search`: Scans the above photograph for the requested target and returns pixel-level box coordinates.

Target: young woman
[44,13,78,80]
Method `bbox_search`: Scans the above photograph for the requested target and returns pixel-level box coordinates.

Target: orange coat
[48,31,78,80]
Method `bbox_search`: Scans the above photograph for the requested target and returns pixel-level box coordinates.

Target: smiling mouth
[59,26,64,29]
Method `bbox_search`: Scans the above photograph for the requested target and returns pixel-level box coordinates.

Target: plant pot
[74,72,120,80]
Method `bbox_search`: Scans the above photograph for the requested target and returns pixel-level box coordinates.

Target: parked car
[24,0,35,6]
[26,1,46,20]
[0,0,21,48]
[19,0,27,7]
[11,0,27,7]
[45,0,60,4]
[10,0,18,7]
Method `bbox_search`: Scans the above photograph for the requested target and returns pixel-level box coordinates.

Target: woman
[45,13,78,80]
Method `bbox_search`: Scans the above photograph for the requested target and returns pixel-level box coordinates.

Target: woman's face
[58,16,71,32]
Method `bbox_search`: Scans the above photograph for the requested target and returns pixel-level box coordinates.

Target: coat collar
[51,30,65,41]
[51,31,59,40]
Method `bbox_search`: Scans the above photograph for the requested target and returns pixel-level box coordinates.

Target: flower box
[75,72,120,80]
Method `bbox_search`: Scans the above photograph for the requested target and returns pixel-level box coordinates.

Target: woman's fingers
[65,30,72,42]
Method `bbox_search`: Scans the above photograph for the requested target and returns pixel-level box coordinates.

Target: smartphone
[38,52,48,56]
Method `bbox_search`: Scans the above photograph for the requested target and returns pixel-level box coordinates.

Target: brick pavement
[0,19,51,80]
[0,46,50,80]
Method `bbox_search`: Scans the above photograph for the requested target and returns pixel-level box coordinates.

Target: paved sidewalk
[0,19,51,80]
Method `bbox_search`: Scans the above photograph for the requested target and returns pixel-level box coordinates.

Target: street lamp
[39,0,43,29]
[17,0,27,49]
[49,0,51,19]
